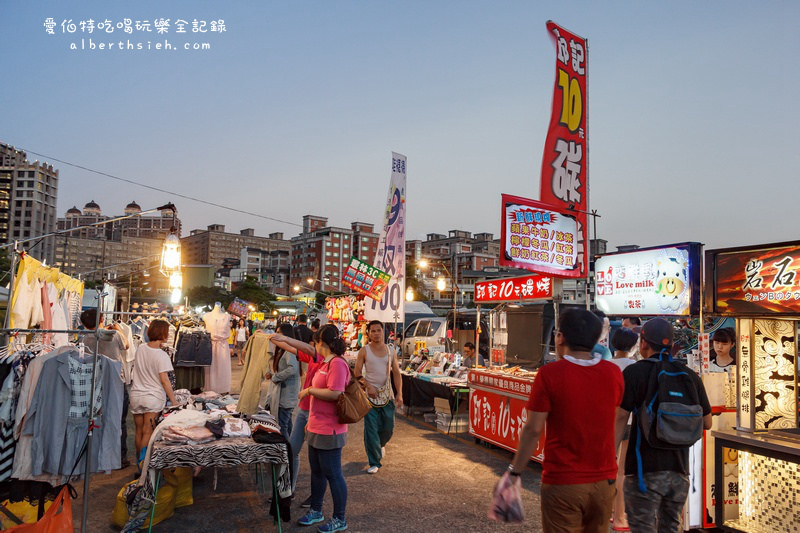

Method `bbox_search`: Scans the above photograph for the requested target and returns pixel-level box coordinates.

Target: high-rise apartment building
[0,143,59,263]
[290,216,379,293]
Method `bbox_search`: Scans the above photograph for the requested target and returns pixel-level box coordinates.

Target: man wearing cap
[614,318,712,533]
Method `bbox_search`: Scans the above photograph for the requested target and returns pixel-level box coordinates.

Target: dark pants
[309,445,347,521]
[121,386,129,460]
[363,401,394,467]
[624,471,689,533]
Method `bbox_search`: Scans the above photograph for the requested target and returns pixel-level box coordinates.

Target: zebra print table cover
[122,437,290,532]
[150,437,291,495]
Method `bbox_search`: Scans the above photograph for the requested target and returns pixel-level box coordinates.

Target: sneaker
[381,446,385,458]
[318,517,348,532]
[367,466,379,474]
[298,510,324,526]
[300,495,312,508]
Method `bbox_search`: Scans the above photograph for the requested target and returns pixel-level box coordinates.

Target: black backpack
[636,350,704,450]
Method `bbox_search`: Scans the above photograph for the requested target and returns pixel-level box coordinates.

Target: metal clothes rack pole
[0,328,92,335]
[0,318,104,533]
[111,311,182,317]
[3,244,21,331]
[83,291,104,533]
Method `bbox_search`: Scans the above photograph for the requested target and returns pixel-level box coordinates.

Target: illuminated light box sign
[499,194,580,278]
[341,256,391,301]
[474,273,555,303]
[705,241,800,315]
[228,298,253,318]
[594,242,702,316]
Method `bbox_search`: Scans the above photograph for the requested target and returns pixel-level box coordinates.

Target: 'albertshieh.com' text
[71,38,210,51]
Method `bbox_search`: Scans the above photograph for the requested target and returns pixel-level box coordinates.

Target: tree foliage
[232,276,276,311]
[187,285,232,309]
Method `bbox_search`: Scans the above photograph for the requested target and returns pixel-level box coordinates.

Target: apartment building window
[326,251,331,257]
[326,261,331,266]
[362,237,369,242]
[332,233,340,239]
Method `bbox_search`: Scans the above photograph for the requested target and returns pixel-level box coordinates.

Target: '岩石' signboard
[705,241,800,315]
[500,194,580,278]
[342,256,391,301]
[594,243,702,316]
[474,273,556,303]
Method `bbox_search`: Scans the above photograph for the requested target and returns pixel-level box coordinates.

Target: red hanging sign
[474,273,554,303]
[539,21,589,278]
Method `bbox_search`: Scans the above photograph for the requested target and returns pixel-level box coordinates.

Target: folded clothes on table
[161,424,215,445]
[252,425,286,444]
[206,395,238,407]
[223,418,251,437]
[193,391,221,401]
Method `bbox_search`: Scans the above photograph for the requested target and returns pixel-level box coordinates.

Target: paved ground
[73,357,545,532]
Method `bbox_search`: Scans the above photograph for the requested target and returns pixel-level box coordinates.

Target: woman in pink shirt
[296,324,349,533]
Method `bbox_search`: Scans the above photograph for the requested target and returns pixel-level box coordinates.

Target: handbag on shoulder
[336,363,372,424]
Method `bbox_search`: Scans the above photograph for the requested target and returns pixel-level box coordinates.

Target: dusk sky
[3,1,799,251]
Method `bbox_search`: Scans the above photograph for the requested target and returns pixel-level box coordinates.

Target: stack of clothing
[161,426,215,446]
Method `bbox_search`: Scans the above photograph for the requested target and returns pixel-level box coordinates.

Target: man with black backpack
[614,318,712,533]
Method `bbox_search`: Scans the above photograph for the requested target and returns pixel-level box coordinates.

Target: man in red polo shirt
[507,308,624,532]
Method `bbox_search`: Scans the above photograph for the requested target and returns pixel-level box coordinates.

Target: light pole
[419,258,458,347]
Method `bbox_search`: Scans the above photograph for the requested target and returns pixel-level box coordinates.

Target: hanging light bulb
[170,288,182,304]
[406,287,415,301]
[160,232,181,275]
[168,271,182,290]
[437,278,446,292]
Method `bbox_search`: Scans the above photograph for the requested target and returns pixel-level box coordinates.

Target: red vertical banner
[539,21,588,278]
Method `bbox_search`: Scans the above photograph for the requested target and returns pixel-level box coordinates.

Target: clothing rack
[111,311,182,317]
[0,292,104,533]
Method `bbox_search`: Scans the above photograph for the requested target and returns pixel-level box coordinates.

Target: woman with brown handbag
[296,325,349,533]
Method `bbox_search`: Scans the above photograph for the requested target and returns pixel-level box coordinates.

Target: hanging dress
[203,310,232,394]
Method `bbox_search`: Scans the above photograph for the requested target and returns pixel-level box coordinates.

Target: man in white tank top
[354,320,403,474]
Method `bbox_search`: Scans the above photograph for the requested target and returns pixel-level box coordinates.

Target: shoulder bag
[334,357,372,424]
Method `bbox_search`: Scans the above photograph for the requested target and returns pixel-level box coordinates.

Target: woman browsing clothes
[129,320,177,462]
[265,323,300,440]
[297,324,350,533]
[269,329,324,505]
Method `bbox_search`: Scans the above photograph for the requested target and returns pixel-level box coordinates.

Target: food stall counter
[468,368,545,462]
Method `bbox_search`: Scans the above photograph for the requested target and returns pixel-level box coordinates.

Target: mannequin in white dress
[203,303,232,394]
